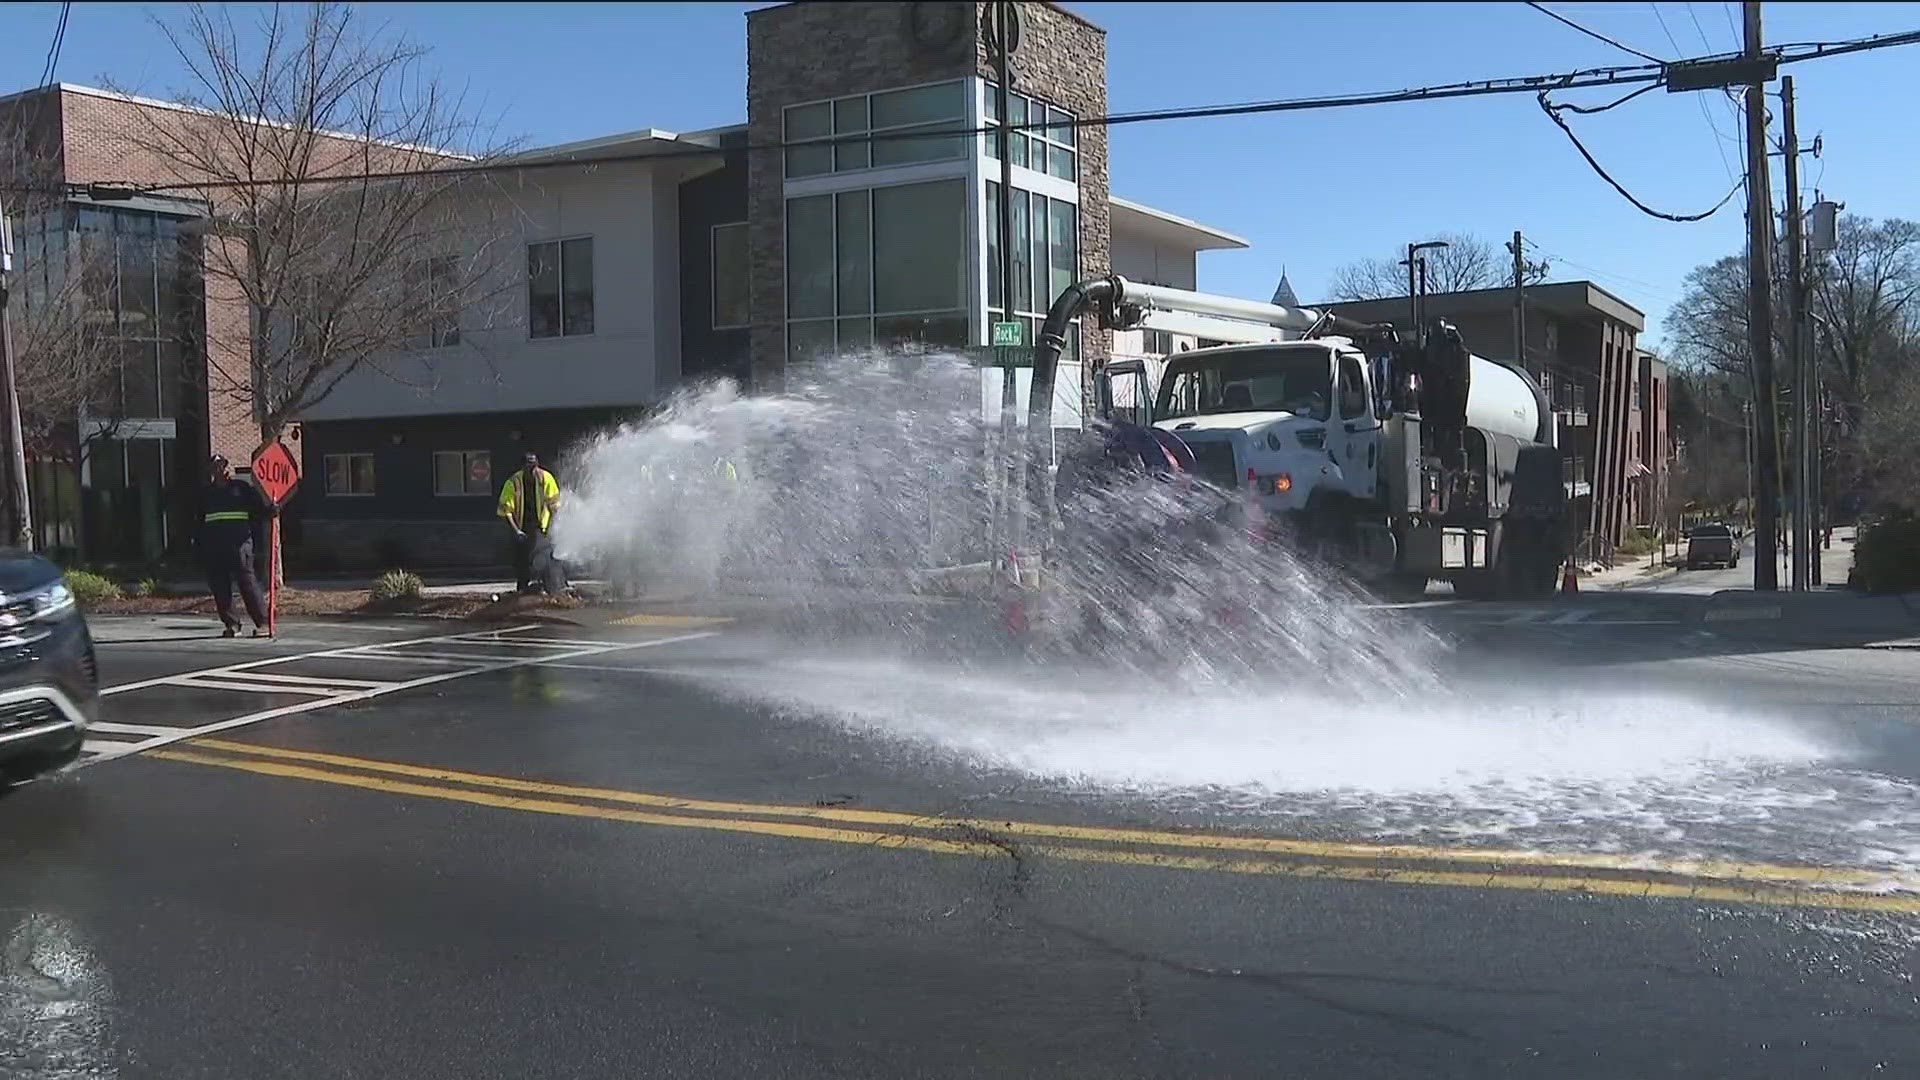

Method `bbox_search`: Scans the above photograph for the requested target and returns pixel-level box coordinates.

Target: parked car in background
[0,552,98,790]
[1684,523,1741,571]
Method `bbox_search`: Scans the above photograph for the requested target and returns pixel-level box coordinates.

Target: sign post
[250,441,300,638]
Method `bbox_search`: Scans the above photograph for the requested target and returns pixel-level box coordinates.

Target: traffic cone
[1560,561,1580,595]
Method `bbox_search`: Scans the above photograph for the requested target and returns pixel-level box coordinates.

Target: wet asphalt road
[3,603,1919,1078]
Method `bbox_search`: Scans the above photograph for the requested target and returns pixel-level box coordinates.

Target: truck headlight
[0,579,76,636]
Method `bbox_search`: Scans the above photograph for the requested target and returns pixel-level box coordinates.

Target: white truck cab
[1148,340,1381,514]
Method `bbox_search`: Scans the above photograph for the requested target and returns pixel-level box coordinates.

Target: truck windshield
[1154,346,1333,423]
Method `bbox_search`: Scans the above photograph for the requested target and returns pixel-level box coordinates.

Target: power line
[1525,1,1665,63]
[1538,87,1744,222]
[37,2,72,89]
[70,24,1920,198]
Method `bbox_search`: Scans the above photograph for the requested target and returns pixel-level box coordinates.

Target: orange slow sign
[251,441,301,507]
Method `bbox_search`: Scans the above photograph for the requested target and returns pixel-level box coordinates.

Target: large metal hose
[1024,275,1120,554]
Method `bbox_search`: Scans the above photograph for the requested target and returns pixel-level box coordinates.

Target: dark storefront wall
[679,133,751,386]
[296,407,636,569]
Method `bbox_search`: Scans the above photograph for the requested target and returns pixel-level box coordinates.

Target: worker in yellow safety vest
[497,452,562,593]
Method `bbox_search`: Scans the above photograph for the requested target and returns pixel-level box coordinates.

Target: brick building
[0,81,445,563]
[1306,282,1664,552]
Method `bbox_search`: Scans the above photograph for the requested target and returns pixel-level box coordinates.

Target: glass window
[784,102,832,141]
[988,91,1077,181]
[432,450,492,496]
[986,183,1003,312]
[834,97,869,134]
[410,255,461,348]
[786,143,833,179]
[872,122,966,168]
[786,195,835,319]
[529,239,593,338]
[874,312,969,351]
[561,237,594,336]
[837,317,874,353]
[1048,198,1077,308]
[1010,189,1033,316]
[528,242,561,338]
[872,180,965,314]
[787,319,835,364]
[324,453,377,496]
[711,223,749,329]
[835,191,871,316]
[120,339,159,419]
[834,139,870,172]
[1339,355,1369,420]
[870,83,963,128]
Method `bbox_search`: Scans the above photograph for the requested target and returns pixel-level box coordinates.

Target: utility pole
[1404,243,1418,334]
[990,0,1021,565]
[1509,230,1527,376]
[1742,0,1781,591]
[1781,75,1811,591]
[0,205,33,551]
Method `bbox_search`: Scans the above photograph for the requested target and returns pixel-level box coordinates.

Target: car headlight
[0,579,77,638]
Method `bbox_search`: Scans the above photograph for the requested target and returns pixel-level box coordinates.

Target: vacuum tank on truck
[1023,276,1567,600]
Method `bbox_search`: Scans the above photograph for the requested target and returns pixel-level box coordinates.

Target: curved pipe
[1025,275,1121,550]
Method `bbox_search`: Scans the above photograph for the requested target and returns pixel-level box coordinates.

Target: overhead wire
[49,24,1920,200]
[1525,1,1666,63]
[38,1,72,88]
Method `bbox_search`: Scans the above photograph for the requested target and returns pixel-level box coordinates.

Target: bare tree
[110,2,519,446]
[1325,232,1549,301]
[1664,214,1920,511]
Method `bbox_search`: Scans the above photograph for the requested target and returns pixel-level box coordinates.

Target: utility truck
[1024,276,1567,600]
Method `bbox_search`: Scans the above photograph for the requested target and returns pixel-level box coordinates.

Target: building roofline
[507,126,730,165]
[1306,280,1646,332]
[1110,195,1249,251]
[0,82,473,161]
[746,1,1102,33]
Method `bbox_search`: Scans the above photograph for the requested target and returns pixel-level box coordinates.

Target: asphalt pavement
[3,595,1918,1078]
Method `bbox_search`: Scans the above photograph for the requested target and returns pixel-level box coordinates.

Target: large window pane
[784,102,831,140]
[837,317,873,352]
[833,140,869,172]
[1048,144,1075,181]
[1011,189,1033,315]
[528,242,561,338]
[1009,97,1029,169]
[432,451,465,497]
[157,338,185,420]
[835,190,871,316]
[787,319,835,364]
[870,82,962,128]
[875,311,969,351]
[986,182,1002,311]
[711,223,749,329]
[561,237,594,336]
[1048,198,1077,308]
[785,195,835,319]
[872,122,965,167]
[872,180,965,315]
[120,339,158,418]
[833,97,869,134]
[1046,104,1076,147]
[786,144,832,179]
[118,238,157,335]
[1030,191,1048,315]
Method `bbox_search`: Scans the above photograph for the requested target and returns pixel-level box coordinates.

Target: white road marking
[78,629,722,767]
[101,626,545,696]
[89,721,199,737]
[171,677,350,697]
[335,648,539,664]
[201,671,396,690]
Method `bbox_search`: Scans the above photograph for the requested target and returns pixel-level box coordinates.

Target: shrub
[1852,515,1920,594]
[134,577,159,598]
[1614,529,1660,558]
[370,569,426,602]
[65,569,123,605]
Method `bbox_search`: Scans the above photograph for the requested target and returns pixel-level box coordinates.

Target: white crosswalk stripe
[78,626,722,766]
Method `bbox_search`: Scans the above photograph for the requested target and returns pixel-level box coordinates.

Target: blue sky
[11,1,1918,347]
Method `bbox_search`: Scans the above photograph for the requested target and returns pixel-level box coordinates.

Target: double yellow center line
[152,738,1920,916]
